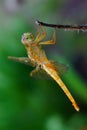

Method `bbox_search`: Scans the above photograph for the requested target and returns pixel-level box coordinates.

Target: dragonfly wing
[8,56,35,66]
[30,67,52,80]
[50,60,69,75]
[30,61,69,80]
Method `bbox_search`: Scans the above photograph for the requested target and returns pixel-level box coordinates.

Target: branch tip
[35,20,40,25]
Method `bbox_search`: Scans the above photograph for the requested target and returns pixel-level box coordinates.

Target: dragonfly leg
[34,26,46,42]
[8,56,30,63]
[30,66,40,77]
[39,29,56,45]
[8,56,35,66]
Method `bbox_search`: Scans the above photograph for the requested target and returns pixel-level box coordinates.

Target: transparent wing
[30,67,52,80]
[31,61,69,80]
[8,56,35,66]
[50,60,69,75]
[8,56,69,79]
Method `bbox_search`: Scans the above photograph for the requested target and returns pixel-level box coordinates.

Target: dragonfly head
[21,33,35,45]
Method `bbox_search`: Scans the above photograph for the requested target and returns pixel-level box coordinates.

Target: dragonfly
[8,25,80,111]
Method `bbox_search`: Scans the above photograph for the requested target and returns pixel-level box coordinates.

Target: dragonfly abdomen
[42,64,80,111]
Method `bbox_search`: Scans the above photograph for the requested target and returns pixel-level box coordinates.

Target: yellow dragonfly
[8,26,80,111]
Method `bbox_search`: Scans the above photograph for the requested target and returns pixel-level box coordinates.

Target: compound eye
[26,34,34,41]
[29,34,34,39]
[26,36,29,40]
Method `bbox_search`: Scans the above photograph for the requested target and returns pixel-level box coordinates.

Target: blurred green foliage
[0,0,87,130]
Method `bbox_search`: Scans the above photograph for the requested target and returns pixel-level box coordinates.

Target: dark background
[0,0,87,130]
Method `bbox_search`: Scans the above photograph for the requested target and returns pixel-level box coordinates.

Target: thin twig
[36,20,87,32]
